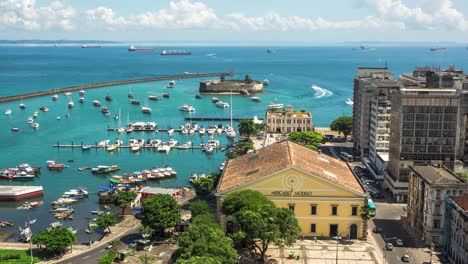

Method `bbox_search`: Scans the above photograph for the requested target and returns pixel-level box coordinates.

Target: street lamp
[141,233,151,264]
[333,236,341,264]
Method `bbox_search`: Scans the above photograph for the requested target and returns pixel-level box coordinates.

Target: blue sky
[2,0,468,43]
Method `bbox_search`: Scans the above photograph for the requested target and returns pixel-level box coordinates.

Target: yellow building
[266,105,313,133]
[215,140,367,239]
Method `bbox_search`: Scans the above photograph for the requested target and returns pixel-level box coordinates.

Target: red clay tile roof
[452,193,468,213]
[216,140,365,194]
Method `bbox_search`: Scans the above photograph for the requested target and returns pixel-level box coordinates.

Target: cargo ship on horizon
[160,50,191,55]
[430,47,447,51]
[128,45,155,52]
[81,45,102,48]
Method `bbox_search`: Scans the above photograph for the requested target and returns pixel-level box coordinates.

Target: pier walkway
[0,72,232,103]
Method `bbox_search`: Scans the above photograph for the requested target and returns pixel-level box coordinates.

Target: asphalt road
[55,229,140,264]
[370,202,433,264]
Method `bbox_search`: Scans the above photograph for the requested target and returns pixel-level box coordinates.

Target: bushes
[0,252,21,261]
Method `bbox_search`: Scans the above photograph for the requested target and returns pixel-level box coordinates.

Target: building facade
[444,194,468,264]
[265,105,313,134]
[407,164,467,246]
[215,140,367,239]
[352,67,395,159]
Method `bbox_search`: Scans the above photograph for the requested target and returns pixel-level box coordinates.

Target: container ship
[0,185,43,200]
[160,50,191,55]
[128,45,155,52]
[81,45,102,48]
[430,47,447,51]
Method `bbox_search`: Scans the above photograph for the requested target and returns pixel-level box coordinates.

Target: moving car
[401,254,410,262]
[385,243,393,251]
[396,239,404,246]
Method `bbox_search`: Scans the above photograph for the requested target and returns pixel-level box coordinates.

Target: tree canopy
[288,131,324,150]
[360,203,374,240]
[141,194,181,235]
[222,190,274,216]
[238,119,259,137]
[176,212,237,264]
[189,200,211,218]
[96,212,118,234]
[32,227,76,254]
[192,177,215,197]
[330,116,353,138]
[114,191,137,217]
[221,190,300,262]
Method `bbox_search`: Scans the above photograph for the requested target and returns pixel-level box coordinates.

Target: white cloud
[0,0,75,31]
[1,0,468,34]
[366,0,468,31]
[85,6,128,30]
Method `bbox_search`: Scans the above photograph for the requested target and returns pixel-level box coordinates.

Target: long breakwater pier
[0,72,233,103]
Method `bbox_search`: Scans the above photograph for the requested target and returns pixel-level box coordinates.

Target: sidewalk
[40,216,141,263]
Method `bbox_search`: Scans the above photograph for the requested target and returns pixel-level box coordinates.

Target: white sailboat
[142,101,152,113]
[226,92,237,139]
[117,109,125,133]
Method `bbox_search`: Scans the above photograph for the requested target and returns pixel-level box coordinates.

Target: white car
[401,254,410,262]
[395,239,404,246]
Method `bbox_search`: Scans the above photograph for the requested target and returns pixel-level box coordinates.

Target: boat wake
[311,84,333,98]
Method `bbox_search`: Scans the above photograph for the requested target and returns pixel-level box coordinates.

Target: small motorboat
[212,97,219,103]
[78,166,91,171]
[251,96,261,102]
[5,109,12,115]
[79,97,85,103]
[263,79,269,86]
[345,98,354,105]
[39,106,49,112]
[19,103,26,109]
[82,145,92,151]
[130,99,140,105]
[64,92,72,96]
[27,117,33,124]
[195,94,202,99]
[68,101,74,108]
[11,127,19,132]
[33,112,38,118]
[52,94,58,101]
[32,123,39,129]
[162,93,170,98]
[79,90,85,96]
[93,100,101,106]
[105,95,112,101]
[148,95,159,101]
[215,101,230,108]
[167,80,176,88]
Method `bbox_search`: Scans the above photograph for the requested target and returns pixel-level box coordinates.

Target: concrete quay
[0,72,233,103]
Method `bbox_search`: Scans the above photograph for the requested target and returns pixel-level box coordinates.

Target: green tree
[98,249,116,264]
[192,177,215,197]
[142,194,181,235]
[114,191,137,218]
[226,151,239,160]
[96,212,118,234]
[236,139,254,154]
[288,131,324,150]
[360,203,374,240]
[32,227,76,254]
[330,116,353,138]
[238,119,259,137]
[189,200,211,218]
[222,190,300,263]
[176,214,237,264]
[222,190,274,216]
[234,205,300,262]
[177,256,221,264]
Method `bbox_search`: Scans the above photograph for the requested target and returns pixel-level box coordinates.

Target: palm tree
[360,203,373,240]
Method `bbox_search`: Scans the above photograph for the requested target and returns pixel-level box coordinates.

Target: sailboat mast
[230,90,233,128]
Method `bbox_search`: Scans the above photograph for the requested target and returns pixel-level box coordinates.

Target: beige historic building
[444,193,468,264]
[215,140,367,239]
[265,105,313,134]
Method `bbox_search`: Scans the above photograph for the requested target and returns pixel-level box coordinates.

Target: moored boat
[251,96,261,102]
[179,104,195,112]
[93,100,101,106]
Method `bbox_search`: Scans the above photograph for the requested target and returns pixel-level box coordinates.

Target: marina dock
[185,117,264,121]
[0,72,233,103]
[52,143,231,150]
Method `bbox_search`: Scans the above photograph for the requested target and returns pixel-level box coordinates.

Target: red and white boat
[0,186,43,201]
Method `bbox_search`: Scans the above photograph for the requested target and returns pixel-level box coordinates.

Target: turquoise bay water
[0,45,467,241]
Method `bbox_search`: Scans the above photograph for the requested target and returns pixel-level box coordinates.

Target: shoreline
[0,72,232,104]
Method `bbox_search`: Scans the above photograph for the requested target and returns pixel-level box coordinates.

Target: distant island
[0,40,121,45]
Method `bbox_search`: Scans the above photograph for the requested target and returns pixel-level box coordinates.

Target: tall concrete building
[353,67,398,157]
[352,67,399,174]
[386,67,467,202]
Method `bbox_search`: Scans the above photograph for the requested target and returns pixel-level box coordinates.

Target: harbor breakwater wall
[0,72,232,103]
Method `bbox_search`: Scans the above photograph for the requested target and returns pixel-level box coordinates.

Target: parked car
[401,254,410,262]
[422,261,432,264]
[385,243,394,251]
[396,239,404,246]
[105,243,113,249]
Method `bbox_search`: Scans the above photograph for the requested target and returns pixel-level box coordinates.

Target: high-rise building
[386,67,466,202]
[352,68,399,180]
